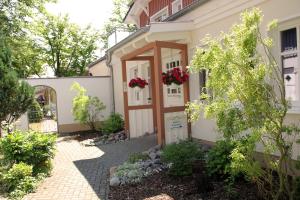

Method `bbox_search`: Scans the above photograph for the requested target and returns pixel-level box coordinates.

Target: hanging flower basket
[128,77,148,89]
[162,67,189,85]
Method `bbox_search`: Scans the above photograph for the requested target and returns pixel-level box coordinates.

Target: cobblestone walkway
[24,135,157,200]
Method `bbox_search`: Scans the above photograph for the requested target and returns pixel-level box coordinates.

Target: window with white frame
[166,60,182,96]
[172,0,182,14]
[280,27,299,101]
[150,6,169,22]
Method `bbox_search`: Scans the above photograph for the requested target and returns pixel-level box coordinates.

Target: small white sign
[170,116,184,129]
[165,112,188,144]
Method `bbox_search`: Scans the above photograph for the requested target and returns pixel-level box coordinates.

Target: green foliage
[10,34,45,78]
[115,162,145,184]
[206,140,237,177]
[0,0,54,77]
[3,163,33,192]
[0,130,56,175]
[28,100,43,123]
[161,140,203,176]
[101,113,124,134]
[128,153,149,164]
[0,33,34,129]
[33,13,100,77]
[293,178,300,200]
[71,82,106,131]
[100,0,136,49]
[187,8,300,199]
[0,162,41,200]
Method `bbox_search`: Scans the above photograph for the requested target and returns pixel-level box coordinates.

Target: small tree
[0,32,34,135]
[28,100,43,123]
[71,82,106,131]
[186,8,299,199]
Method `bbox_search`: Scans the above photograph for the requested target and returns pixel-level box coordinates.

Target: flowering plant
[162,67,189,85]
[128,77,148,88]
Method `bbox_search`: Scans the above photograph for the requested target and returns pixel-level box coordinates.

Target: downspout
[106,52,115,113]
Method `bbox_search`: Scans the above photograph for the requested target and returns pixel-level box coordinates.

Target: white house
[89,0,300,158]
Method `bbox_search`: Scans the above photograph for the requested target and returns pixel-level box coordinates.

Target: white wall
[16,77,112,132]
[183,0,300,142]
[89,60,111,76]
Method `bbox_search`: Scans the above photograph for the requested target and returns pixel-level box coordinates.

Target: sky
[46,0,114,30]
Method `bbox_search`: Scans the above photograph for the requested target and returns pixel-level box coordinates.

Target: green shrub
[206,140,237,177]
[161,140,203,176]
[3,163,33,191]
[7,175,38,200]
[71,82,106,131]
[0,130,56,175]
[28,100,43,123]
[101,113,124,134]
[115,162,145,184]
[128,153,149,164]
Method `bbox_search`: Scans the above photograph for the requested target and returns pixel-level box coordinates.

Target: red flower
[128,77,148,88]
[161,67,189,85]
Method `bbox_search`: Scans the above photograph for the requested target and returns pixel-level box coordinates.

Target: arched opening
[28,85,58,133]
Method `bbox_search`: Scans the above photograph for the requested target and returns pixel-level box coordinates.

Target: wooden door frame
[121,41,190,145]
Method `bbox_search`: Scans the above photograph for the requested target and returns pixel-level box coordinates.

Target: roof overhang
[107,21,194,59]
[124,0,151,25]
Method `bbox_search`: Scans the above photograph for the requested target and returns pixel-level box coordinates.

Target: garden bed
[109,171,261,200]
[59,130,99,141]
[79,130,128,146]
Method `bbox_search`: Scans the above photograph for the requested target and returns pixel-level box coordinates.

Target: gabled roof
[105,0,210,65]
[88,56,106,68]
[124,0,210,24]
[114,0,209,54]
[123,1,135,23]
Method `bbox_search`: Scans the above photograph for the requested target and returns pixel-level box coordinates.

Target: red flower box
[128,77,148,88]
[162,67,189,85]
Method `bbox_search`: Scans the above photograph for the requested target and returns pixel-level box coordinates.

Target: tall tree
[100,0,136,50]
[0,0,53,77]
[33,13,100,77]
[0,32,34,135]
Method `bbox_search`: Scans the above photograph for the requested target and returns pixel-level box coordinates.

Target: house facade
[88,57,111,76]
[98,0,300,154]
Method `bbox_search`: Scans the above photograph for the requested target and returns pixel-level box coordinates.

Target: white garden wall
[16,76,112,133]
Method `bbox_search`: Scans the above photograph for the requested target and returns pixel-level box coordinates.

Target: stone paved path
[24,135,157,200]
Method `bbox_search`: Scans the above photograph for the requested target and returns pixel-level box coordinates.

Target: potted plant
[162,67,189,85]
[128,77,148,89]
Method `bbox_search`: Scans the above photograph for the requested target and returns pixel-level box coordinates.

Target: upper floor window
[172,0,182,14]
[150,6,169,22]
[280,27,299,101]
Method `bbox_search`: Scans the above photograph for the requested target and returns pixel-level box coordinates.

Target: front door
[162,53,188,144]
[127,60,154,138]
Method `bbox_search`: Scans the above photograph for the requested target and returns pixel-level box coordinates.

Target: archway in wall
[28,86,58,133]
